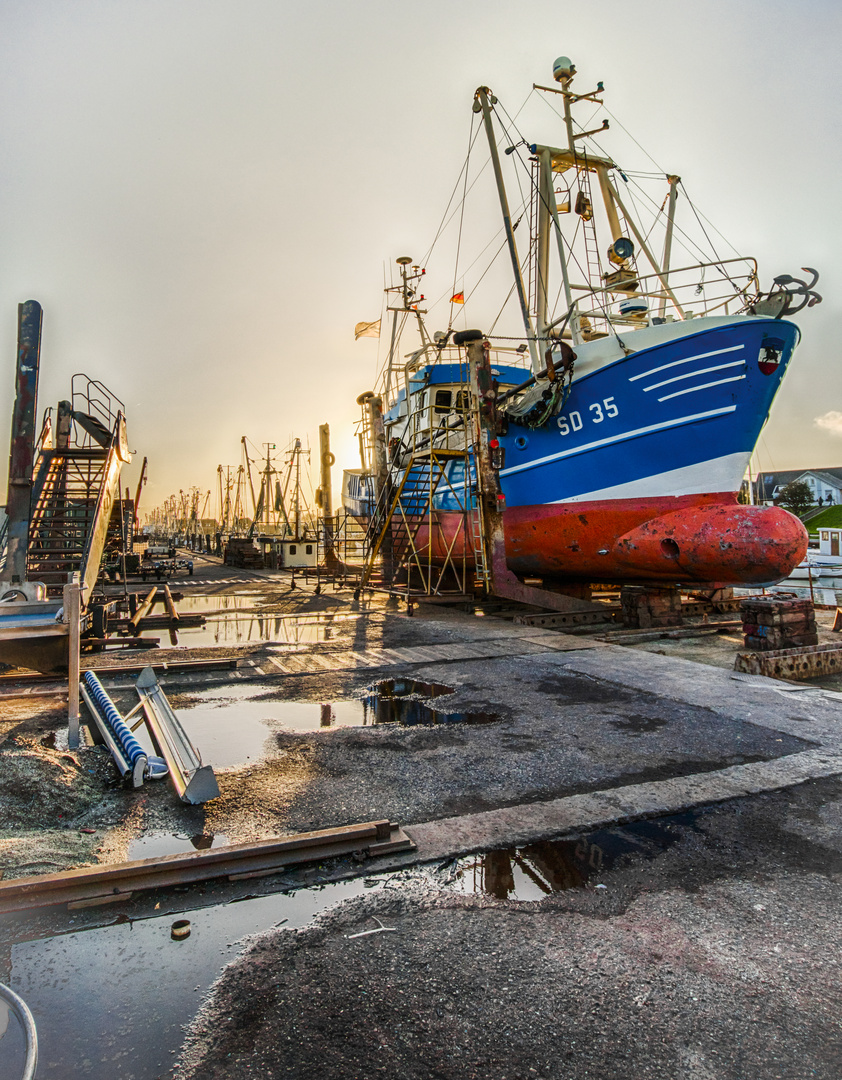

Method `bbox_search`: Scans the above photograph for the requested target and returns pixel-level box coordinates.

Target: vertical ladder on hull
[466,458,489,590]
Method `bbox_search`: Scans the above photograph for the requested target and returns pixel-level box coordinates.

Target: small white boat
[788,560,842,580]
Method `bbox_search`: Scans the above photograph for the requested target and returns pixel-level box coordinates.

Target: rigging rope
[420,114,481,268]
[448,111,477,325]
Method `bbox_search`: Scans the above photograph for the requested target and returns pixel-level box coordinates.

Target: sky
[1,0,841,519]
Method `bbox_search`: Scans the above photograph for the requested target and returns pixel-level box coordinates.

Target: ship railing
[568,256,759,339]
[402,345,531,379]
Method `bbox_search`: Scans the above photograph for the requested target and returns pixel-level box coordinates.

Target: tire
[91,606,108,639]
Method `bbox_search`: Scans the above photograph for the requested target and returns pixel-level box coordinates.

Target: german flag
[450,292,465,304]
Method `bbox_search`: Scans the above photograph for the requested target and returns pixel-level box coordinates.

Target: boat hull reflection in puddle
[451,814,703,901]
[172,680,499,767]
[360,678,499,726]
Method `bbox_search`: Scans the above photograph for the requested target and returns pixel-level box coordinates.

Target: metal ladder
[26,376,128,599]
[577,162,603,289]
[27,448,110,591]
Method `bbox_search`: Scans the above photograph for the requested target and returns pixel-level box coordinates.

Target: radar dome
[552,56,576,82]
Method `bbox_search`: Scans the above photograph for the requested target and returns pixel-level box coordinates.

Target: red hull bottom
[411,493,807,588]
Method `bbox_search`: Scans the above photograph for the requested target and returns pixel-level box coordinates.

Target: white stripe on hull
[551,450,751,505]
[500,405,736,479]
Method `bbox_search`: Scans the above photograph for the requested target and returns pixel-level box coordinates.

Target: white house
[754,468,842,506]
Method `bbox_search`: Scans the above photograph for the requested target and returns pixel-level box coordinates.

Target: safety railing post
[64,573,81,748]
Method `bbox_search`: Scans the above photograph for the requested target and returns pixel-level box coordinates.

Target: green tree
[774,479,814,517]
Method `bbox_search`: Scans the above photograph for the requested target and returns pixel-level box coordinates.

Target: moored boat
[345,57,821,590]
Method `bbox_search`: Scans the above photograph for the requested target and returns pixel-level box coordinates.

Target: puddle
[174,593,264,613]
[0,810,707,1077]
[0,878,370,1080]
[161,681,499,768]
[128,832,230,861]
[158,612,363,648]
[362,678,498,726]
[447,813,703,901]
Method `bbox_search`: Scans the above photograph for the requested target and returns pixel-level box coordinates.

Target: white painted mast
[658,175,681,320]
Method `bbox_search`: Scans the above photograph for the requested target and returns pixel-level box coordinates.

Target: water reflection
[128,832,230,860]
[167,680,499,767]
[171,612,361,648]
[354,679,498,727]
[2,879,370,1080]
[452,815,702,901]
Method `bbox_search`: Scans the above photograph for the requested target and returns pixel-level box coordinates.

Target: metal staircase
[26,376,130,602]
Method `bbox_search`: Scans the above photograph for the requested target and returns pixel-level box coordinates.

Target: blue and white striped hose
[83,671,148,778]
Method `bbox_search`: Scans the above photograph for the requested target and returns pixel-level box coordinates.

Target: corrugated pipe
[82,671,149,785]
[0,981,38,1080]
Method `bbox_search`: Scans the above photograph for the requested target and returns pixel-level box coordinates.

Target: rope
[420,114,482,268]
[448,111,476,326]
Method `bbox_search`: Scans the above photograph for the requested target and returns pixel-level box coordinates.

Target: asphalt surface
[3,558,842,1078]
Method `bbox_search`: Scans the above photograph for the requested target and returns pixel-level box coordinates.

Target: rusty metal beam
[0,656,239,693]
[0,820,415,913]
[735,641,842,681]
[4,301,43,584]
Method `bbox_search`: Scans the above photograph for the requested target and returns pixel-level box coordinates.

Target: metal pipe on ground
[135,666,219,804]
[163,584,179,624]
[129,586,158,630]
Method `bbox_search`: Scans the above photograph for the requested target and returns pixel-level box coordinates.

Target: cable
[0,982,38,1080]
[420,115,482,267]
[449,110,475,325]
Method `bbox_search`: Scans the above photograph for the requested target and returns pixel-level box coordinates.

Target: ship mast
[384,256,429,405]
[474,86,541,374]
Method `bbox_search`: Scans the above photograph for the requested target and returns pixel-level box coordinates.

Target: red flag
[450,291,465,304]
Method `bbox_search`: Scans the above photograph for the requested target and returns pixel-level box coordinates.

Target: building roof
[754,468,842,499]
[810,470,842,488]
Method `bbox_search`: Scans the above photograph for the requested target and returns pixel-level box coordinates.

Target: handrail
[572,256,759,325]
[78,423,125,605]
[70,373,126,449]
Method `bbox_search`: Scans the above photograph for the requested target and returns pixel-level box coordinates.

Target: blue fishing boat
[345,58,820,589]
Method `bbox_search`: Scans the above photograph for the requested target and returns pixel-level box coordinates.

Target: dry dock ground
[2,553,842,1079]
